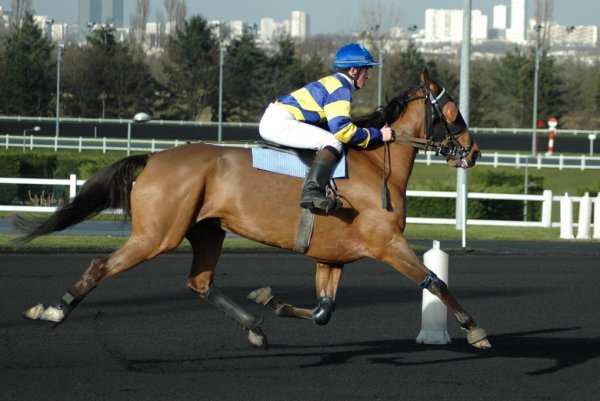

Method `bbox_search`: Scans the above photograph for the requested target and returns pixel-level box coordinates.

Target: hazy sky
[1,0,597,35]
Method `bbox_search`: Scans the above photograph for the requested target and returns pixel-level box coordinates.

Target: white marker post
[416,240,451,345]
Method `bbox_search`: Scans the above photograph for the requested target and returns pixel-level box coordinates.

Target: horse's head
[416,69,481,168]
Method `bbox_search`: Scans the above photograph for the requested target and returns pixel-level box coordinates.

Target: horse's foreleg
[378,237,491,349]
[186,223,266,348]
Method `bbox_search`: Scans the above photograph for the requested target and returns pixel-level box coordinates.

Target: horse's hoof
[23,304,45,320]
[467,327,491,349]
[247,326,268,349]
[247,287,273,306]
[23,304,64,323]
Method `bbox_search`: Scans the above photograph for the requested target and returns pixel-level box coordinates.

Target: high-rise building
[78,0,124,28]
[290,10,308,39]
[424,8,488,43]
[260,18,276,42]
[493,5,507,30]
[506,0,526,44]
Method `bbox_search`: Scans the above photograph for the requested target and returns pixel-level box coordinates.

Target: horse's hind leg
[24,235,177,325]
[186,223,266,348]
[248,262,344,325]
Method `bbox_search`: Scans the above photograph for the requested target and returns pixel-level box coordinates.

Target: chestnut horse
[15,70,490,349]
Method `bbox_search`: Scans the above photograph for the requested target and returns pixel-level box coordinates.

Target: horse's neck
[354,144,417,190]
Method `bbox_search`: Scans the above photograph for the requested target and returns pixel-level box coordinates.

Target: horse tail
[12,154,149,244]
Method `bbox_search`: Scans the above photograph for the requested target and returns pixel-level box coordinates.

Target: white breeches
[259,103,343,153]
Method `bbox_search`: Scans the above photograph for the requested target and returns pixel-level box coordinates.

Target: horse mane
[353,85,422,129]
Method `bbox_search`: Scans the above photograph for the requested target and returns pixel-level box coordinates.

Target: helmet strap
[339,68,362,91]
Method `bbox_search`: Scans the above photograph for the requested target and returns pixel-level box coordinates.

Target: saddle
[251,141,347,179]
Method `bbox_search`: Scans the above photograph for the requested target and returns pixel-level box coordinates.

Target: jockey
[259,43,394,213]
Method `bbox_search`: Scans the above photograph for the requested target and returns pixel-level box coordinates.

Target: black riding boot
[300,146,341,213]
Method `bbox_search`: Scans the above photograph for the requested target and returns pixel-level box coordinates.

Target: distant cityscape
[0,0,597,56]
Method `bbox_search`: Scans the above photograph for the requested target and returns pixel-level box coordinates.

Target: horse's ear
[420,68,443,95]
[419,68,430,84]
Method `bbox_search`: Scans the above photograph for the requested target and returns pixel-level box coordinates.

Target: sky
[1,0,598,35]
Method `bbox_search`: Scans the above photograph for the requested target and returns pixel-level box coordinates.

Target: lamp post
[531,24,542,156]
[127,112,152,155]
[455,0,471,236]
[56,43,64,137]
[524,24,543,221]
[218,43,226,142]
[23,126,41,152]
[377,48,384,106]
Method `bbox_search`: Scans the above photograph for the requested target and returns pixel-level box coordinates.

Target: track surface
[1,247,599,401]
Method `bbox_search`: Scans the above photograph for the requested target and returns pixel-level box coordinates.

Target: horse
[14,69,489,349]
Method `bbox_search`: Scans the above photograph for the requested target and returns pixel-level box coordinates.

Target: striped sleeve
[322,80,382,148]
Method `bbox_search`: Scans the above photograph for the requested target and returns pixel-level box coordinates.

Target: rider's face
[350,67,370,89]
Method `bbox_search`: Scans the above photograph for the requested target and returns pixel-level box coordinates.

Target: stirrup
[300,189,341,213]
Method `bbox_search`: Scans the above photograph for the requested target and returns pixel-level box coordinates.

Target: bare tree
[10,0,33,29]
[130,0,150,45]
[164,0,186,33]
[358,0,401,58]
[534,0,554,49]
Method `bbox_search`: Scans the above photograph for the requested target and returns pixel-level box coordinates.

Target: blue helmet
[333,43,380,69]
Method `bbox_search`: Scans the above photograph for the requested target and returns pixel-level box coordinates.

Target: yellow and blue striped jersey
[275,73,382,148]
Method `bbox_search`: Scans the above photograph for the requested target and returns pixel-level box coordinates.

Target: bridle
[380,83,473,209]
[391,83,473,160]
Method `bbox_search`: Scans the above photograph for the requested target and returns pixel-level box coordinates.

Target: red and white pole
[546,117,557,156]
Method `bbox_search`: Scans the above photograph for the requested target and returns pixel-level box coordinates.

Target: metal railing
[3,134,600,170]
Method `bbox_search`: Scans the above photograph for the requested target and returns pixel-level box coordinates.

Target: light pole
[56,43,64,137]
[524,24,543,221]
[23,126,41,152]
[127,112,152,156]
[218,43,226,142]
[455,0,471,237]
[377,48,384,106]
[531,24,542,156]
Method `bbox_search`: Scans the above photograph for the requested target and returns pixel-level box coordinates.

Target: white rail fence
[1,176,598,239]
[4,134,600,170]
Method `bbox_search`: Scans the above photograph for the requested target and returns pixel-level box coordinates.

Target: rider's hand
[381,126,395,142]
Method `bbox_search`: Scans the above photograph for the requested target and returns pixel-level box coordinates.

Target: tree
[387,42,432,96]
[222,33,269,121]
[61,26,157,118]
[161,15,218,120]
[261,37,305,107]
[10,0,33,29]
[130,0,150,46]
[0,12,52,116]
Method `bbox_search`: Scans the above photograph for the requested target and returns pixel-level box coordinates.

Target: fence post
[593,193,600,240]
[69,174,77,199]
[541,190,552,227]
[576,192,592,240]
[560,193,574,239]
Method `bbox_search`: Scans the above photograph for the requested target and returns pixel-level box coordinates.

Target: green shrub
[407,169,544,221]
[0,153,20,204]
